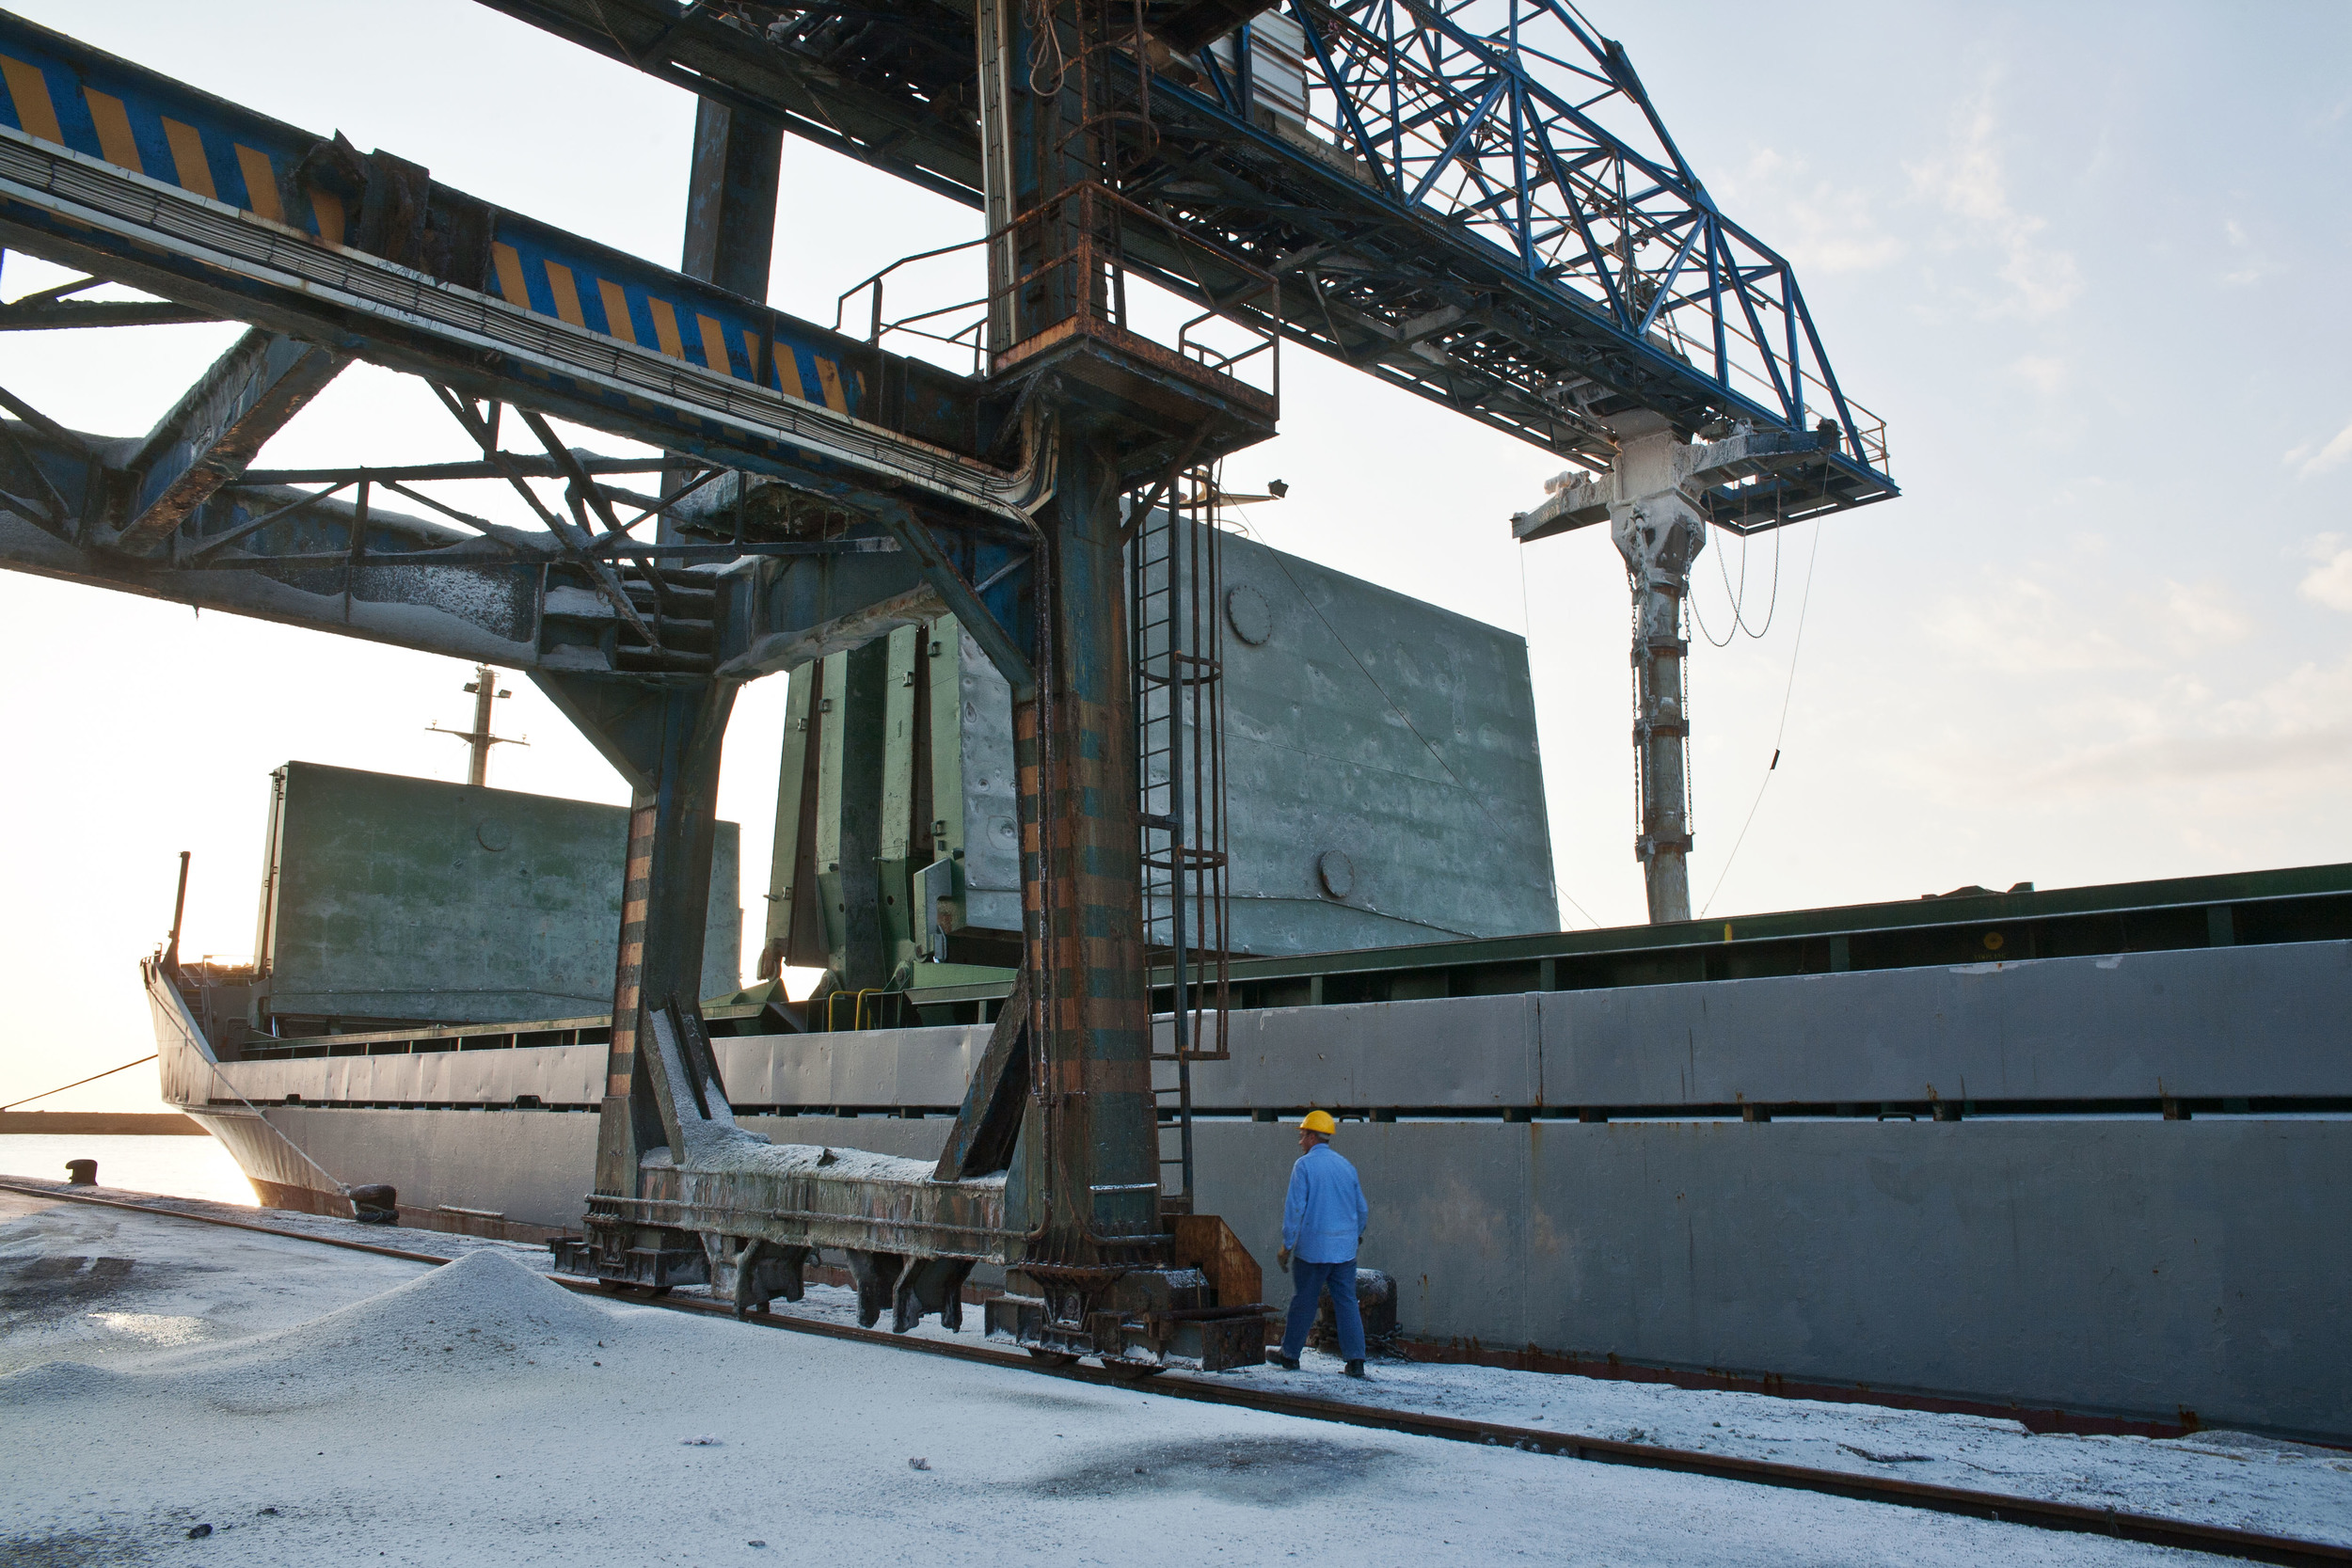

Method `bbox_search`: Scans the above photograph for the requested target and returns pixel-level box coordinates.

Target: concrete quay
[5,1178,2348,1564]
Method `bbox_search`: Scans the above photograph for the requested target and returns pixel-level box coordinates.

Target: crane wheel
[1103,1359,1166,1382]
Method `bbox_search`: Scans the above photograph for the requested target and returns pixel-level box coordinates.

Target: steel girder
[0,417,950,679]
[107,327,347,557]
[0,277,210,329]
[469,0,1896,528]
[0,11,1046,689]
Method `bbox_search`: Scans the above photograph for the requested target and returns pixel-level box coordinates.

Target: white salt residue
[0,1191,432,1377]
[84,1310,208,1347]
[3,1212,2309,1568]
[661,1132,1005,1188]
[0,1358,134,1402]
[114,1249,621,1410]
[734,1273,2352,1547]
[1237,1345,2352,1547]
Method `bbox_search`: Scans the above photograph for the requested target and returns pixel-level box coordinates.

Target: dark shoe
[1344,1360,1368,1379]
[1269,1354,1299,1370]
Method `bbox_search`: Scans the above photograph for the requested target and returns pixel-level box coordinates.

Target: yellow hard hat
[1299,1109,1338,1136]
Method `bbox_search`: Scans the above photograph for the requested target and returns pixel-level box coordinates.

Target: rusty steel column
[600,793,662,1193]
[981,0,1159,1268]
[967,0,1275,1368]
[532,675,738,1196]
[1008,429,1158,1263]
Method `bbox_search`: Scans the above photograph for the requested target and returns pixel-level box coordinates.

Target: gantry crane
[481,0,1897,922]
[0,0,1890,1366]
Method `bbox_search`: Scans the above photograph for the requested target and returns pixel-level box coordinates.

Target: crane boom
[475,0,1894,528]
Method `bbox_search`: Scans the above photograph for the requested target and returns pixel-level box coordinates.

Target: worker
[1273,1109,1371,1378]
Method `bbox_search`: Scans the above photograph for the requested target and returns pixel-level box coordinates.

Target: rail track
[7,1179,2346,1568]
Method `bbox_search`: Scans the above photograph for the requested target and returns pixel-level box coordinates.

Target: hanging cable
[1690,576,1737,648]
[1691,502,1783,646]
[1719,522,1782,639]
[1698,516,1823,919]
[1025,0,1070,97]
[1,1054,158,1111]
[1689,496,1738,647]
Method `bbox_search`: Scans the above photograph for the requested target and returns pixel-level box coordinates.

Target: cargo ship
[148,654,2352,1440]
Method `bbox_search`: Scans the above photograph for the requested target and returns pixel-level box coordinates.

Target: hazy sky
[4,2,2347,1111]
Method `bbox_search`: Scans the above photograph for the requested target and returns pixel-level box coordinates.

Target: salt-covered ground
[5,1185,2347,1566]
[777,1275,2352,1546]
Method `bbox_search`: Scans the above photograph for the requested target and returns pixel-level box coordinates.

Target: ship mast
[428,664,525,788]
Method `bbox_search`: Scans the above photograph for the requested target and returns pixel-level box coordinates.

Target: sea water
[0,1133,256,1206]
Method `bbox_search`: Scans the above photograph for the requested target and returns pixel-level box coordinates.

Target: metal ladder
[1131,464,1232,1211]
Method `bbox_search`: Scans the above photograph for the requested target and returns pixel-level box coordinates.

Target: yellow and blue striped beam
[0,11,1036,685]
[0,11,981,446]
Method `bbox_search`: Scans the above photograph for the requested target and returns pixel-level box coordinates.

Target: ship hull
[149,942,2352,1441]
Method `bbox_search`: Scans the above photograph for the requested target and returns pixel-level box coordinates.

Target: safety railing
[822,987,898,1033]
[833,238,993,378]
[830,182,1280,408]
[990,180,1280,404]
[1673,310,1892,478]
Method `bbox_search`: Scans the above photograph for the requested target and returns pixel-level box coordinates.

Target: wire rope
[0,1054,158,1112]
[1724,523,1782,638]
[1698,517,1822,919]
[1691,573,1736,648]
[1691,515,1782,647]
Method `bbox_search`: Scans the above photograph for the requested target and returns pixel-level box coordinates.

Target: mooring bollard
[65,1159,97,1186]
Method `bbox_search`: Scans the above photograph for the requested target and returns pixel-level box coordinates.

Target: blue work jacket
[1282,1142,1369,1264]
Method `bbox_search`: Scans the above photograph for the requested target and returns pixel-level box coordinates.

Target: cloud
[2219,218,2280,287]
[2286,418,2352,479]
[2010,355,2067,397]
[2154,580,2249,654]
[1929,574,2245,673]
[2001,646,2352,797]
[2303,541,2352,612]
[2025,721,2352,791]
[1929,577,2140,673]
[1905,85,2081,318]
[1724,149,1905,276]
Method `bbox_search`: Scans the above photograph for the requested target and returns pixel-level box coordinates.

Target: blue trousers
[1280,1257,1364,1363]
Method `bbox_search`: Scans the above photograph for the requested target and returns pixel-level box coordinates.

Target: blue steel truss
[475,0,1896,525]
[1275,0,1882,469]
